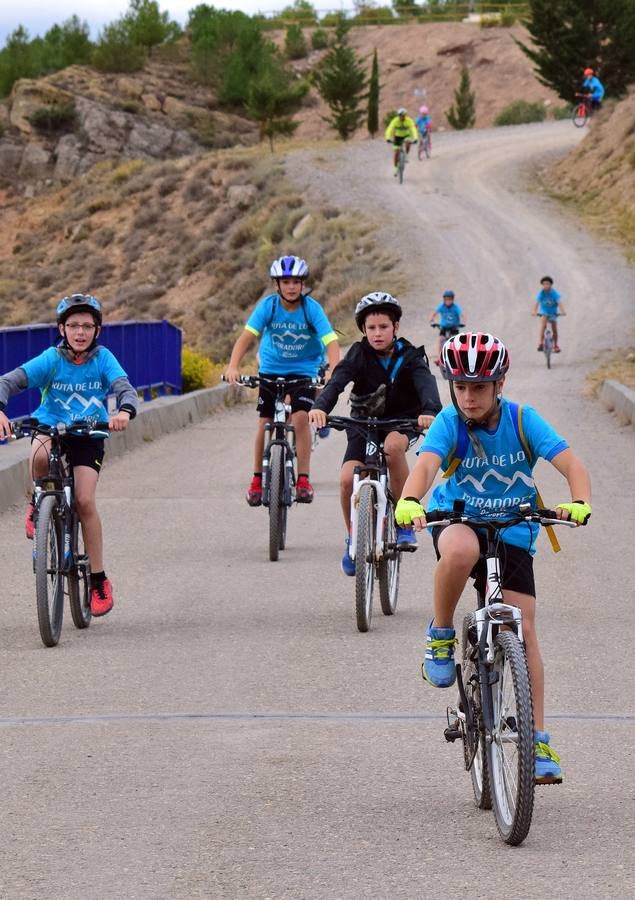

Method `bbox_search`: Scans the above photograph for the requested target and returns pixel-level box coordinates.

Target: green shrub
[383,109,397,129]
[285,23,307,59]
[500,6,517,27]
[93,22,145,72]
[480,14,500,28]
[182,346,214,392]
[495,100,546,126]
[311,28,328,50]
[552,104,573,120]
[28,102,77,133]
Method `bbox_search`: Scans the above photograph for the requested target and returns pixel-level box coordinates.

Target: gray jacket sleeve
[111,376,138,419]
[0,367,28,412]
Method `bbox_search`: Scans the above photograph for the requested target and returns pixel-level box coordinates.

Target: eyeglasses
[65,324,96,332]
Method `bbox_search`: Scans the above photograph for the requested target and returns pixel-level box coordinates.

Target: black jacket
[313,337,441,418]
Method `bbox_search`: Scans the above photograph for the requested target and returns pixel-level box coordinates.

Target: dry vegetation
[541,89,635,261]
[585,348,635,398]
[0,145,392,361]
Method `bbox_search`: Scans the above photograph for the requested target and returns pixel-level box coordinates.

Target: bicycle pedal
[444,725,461,743]
[396,544,417,553]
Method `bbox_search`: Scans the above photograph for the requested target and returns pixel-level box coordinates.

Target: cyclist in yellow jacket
[385,108,418,176]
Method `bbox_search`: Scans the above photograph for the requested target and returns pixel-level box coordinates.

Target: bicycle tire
[68,515,91,629]
[378,503,400,616]
[543,327,553,370]
[461,614,492,809]
[355,483,376,632]
[487,630,535,845]
[279,463,289,551]
[268,444,285,562]
[573,104,588,127]
[34,494,65,647]
[398,148,405,184]
[424,134,431,158]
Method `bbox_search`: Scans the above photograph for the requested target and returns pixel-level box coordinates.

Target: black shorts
[256,373,317,419]
[393,135,410,146]
[431,525,535,598]
[343,428,420,464]
[438,326,460,338]
[32,434,105,474]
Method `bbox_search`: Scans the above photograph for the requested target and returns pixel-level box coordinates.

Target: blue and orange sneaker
[341,536,355,576]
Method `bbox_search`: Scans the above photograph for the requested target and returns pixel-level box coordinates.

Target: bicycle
[12,417,110,647]
[327,415,422,633]
[427,501,576,845]
[230,374,322,562]
[537,313,558,369]
[417,127,432,160]
[573,93,591,127]
[390,139,414,184]
[430,322,465,365]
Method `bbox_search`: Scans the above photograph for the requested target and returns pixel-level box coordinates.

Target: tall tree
[315,31,368,139]
[446,65,475,130]
[518,0,635,101]
[367,48,380,137]
[246,60,308,151]
[124,0,181,53]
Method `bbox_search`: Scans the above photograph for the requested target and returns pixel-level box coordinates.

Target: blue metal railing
[0,319,182,419]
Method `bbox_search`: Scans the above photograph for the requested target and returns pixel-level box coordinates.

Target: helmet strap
[449,381,502,461]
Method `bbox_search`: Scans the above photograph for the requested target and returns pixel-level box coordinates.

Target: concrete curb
[600,380,635,427]
[0,382,245,513]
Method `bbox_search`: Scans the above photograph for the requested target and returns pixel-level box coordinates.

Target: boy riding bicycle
[308,292,441,575]
[385,108,418,177]
[532,276,566,352]
[415,105,432,148]
[0,293,137,617]
[224,255,340,506]
[395,332,591,783]
[581,67,604,111]
[429,289,465,363]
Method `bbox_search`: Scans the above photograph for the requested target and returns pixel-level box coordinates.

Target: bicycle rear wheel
[424,133,431,158]
[34,494,65,647]
[487,630,535,845]
[573,103,588,127]
[68,515,91,629]
[461,614,492,809]
[355,483,376,632]
[378,503,400,616]
[268,443,285,561]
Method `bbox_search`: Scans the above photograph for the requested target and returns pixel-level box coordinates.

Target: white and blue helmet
[56,293,102,326]
[270,256,309,279]
[354,291,402,331]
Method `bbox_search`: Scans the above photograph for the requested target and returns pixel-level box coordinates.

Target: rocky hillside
[541,88,635,258]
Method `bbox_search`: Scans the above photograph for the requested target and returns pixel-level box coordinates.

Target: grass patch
[495,101,546,126]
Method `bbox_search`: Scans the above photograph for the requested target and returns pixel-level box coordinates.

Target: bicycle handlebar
[424,503,578,529]
[222,374,324,389]
[430,323,465,329]
[12,418,111,439]
[327,414,424,435]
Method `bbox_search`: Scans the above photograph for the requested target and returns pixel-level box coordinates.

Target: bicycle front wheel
[487,630,535,845]
[35,494,65,647]
[378,504,400,616]
[355,483,376,632]
[398,149,405,184]
[544,331,553,369]
[268,443,285,561]
[573,103,588,127]
[461,614,491,809]
[68,515,91,629]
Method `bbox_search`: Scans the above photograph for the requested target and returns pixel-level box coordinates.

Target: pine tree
[315,32,368,140]
[518,0,635,102]
[367,48,380,137]
[446,66,476,130]
[246,60,309,152]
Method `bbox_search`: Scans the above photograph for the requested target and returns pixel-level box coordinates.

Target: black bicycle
[13,417,109,647]
[233,374,322,562]
[328,415,422,632]
[427,501,575,845]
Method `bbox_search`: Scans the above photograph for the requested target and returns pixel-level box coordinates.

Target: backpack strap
[264,294,316,335]
[442,417,469,479]
[510,402,561,553]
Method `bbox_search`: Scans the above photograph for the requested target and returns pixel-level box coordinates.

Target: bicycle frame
[262,384,296,508]
[349,438,390,565]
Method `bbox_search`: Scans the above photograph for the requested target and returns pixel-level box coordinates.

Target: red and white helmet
[440,332,509,382]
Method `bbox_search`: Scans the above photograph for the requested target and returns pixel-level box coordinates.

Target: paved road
[1,124,633,899]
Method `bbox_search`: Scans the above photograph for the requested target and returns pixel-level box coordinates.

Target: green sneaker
[535,730,562,784]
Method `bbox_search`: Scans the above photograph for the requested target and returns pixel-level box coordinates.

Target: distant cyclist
[532,276,566,353]
[429,290,465,363]
[415,105,432,147]
[581,67,604,111]
[385,108,418,177]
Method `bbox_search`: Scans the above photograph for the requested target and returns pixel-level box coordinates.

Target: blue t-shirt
[535,288,561,317]
[583,76,604,100]
[436,302,463,328]
[22,346,128,426]
[419,399,568,552]
[416,115,431,135]
[246,293,337,377]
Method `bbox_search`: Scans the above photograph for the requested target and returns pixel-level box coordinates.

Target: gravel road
[0,122,633,899]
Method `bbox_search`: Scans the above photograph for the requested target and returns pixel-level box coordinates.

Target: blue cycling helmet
[270,256,309,279]
[57,293,103,326]
[443,290,455,299]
